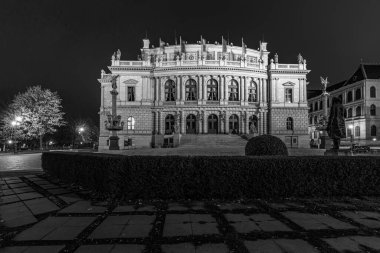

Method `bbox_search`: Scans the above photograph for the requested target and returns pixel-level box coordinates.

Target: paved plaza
[1,174,380,252]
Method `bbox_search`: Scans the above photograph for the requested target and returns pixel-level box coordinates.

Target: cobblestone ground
[1,174,380,253]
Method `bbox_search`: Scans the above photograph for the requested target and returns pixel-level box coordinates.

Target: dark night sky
[1,0,380,124]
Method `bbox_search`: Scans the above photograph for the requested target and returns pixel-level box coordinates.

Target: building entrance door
[186,114,196,134]
[285,136,298,148]
[229,114,239,134]
[208,114,218,134]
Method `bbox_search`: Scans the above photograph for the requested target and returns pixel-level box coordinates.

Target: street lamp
[10,117,22,153]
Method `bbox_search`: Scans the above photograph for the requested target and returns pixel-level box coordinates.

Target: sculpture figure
[116,49,121,60]
[326,96,346,149]
[297,53,303,64]
[274,53,278,63]
[320,76,329,94]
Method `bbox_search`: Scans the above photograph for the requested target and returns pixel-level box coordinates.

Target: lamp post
[105,75,124,150]
[348,124,354,149]
[10,116,22,153]
[317,77,330,149]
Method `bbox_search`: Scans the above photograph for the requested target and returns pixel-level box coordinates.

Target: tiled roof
[362,64,380,79]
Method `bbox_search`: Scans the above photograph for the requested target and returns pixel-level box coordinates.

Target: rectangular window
[128,87,135,101]
[285,88,293,103]
[355,126,360,137]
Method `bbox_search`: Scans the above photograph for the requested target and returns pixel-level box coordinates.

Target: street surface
[0,153,42,175]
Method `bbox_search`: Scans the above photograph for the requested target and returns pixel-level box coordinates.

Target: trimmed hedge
[42,152,380,200]
[245,135,288,156]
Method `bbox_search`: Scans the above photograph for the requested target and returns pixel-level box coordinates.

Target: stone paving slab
[244,239,319,253]
[89,215,155,239]
[324,236,380,252]
[163,214,219,237]
[282,211,356,230]
[0,202,37,227]
[12,186,34,194]
[226,213,291,233]
[0,194,21,205]
[23,197,60,215]
[58,193,82,204]
[217,202,258,211]
[14,216,96,241]
[162,243,229,253]
[341,211,380,228]
[1,245,65,253]
[75,244,145,253]
[17,192,43,201]
[59,201,107,214]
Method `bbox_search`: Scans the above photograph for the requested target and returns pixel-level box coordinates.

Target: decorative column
[219,75,223,102]
[223,75,227,102]
[160,77,165,104]
[298,78,303,104]
[176,76,180,102]
[263,78,267,103]
[239,76,243,102]
[275,78,279,102]
[203,76,207,103]
[181,76,185,103]
[319,77,330,149]
[245,111,249,134]
[303,78,307,103]
[203,112,208,134]
[105,75,124,150]
[244,76,248,102]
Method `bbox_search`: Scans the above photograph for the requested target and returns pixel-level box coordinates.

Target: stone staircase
[179,134,247,148]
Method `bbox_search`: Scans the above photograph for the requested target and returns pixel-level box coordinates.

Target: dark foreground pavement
[1,173,380,253]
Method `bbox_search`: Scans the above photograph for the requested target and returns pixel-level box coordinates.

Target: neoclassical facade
[98,38,310,149]
[308,63,380,145]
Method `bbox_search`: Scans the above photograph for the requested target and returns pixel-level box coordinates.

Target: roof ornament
[116,49,121,60]
[274,53,278,64]
[320,76,329,95]
[297,53,304,64]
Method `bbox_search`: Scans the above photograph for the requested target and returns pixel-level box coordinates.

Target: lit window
[285,88,293,103]
[370,104,376,116]
[165,80,176,101]
[127,117,135,130]
[286,117,293,130]
[207,79,218,101]
[127,87,135,101]
[185,79,197,101]
[248,81,257,102]
[228,80,239,101]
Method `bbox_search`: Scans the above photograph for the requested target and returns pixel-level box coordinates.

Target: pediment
[282,81,296,86]
[123,79,139,84]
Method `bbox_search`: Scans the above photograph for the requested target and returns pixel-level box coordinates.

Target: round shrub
[245,134,288,156]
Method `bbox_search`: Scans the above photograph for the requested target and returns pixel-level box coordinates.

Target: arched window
[165,114,175,134]
[314,102,318,111]
[370,104,376,116]
[371,125,377,136]
[314,115,318,125]
[185,79,197,101]
[249,115,258,133]
[356,106,361,116]
[347,91,353,103]
[347,108,353,118]
[286,117,293,130]
[338,94,343,103]
[370,86,376,98]
[285,88,293,103]
[309,116,312,125]
[127,116,135,130]
[355,126,360,137]
[248,81,257,102]
[207,79,218,101]
[355,88,361,100]
[228,79,239,101]
[319,101,323,110]
[165,80,176,101]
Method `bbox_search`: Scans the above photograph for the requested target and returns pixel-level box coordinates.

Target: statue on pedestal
[326,97,346,149]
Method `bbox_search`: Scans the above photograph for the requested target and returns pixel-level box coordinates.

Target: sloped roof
[362,64,380,79]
